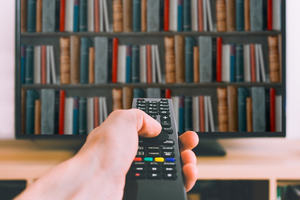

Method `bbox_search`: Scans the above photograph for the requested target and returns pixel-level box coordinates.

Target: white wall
[0,1,299,139]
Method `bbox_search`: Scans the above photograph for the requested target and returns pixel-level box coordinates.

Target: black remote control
[123,98,187,200]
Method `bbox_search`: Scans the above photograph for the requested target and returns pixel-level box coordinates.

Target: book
[112,38,119,83]
[269,88,276,132]
[275,95,282,132]
[60,37,71,84]
[165,37,176,83]
[131,45,140,82]
[164,0,170,31]
[126,46,132,83]
[216,0,226,32]
[191,0,198,31]
[206,0,214,31]
[207,96,215,132]
[140,45,147,83]
[21,0,27,32]
[73,0,79,32]
[94,0,100,32]
[204,96,209,131]
[36,0,42,32]
[112,88,123,110]
[250,0,263,31]
[243,44,251,82]
[165,89,171,99]
[42,0,56,32]
[169,0,178,31]
[198,0,203,32]
[185,37,194,83]
[25,90,36,134]
[104,0,113,32]
[235,44,244,82]
[221,44,230,82]
[183,0,191,31]
[255,44,260,82]
[95,37,108,83]
[123,0,133,32]
[244,0,250,31]
[87,97,94,133]
[236,0,244,31]
[34,99,41,135]
[192,96,200,131]
[252,87,266,132]
[34,46,41,84]
[151,45,156,83]
[238,88,248,132]
[70,36,80,84]
[89,47,95,83]
[217,88,228,132]
[199,36,212,82]
[141,0,147,32]
[88,0,94,32]
[154,45,162,83]
[79,0,88,31]
[46,46,51,84]
[80,37,90,84]
[146,88,161,98]
[132,0,141,32]
[216,37,222,82]
[267,0,272,30]
[177,0,183,31]
[147,0,160,32]
[65,0,74,32]
[133,88,145,98]
[178,96,184,133]
[21,46,26,84]
[72,97,79,134]
[122,87,133,109]
[41,89,55,135]
[27,0,36,32]
[202,0,207,31]
[227,86,238,132]
[58,90,65,135]
[246,97,253,132]
[230,45,236,82]
[250,44,256,82]
[25,46,34,84]
[273,0,281,31]
[94,97,99,127]
[172,96,179,130]
[117,45,126,83]
[193,46,199,83]
[99,0,104,32]
[113,0,123,32]
[175,35,185,83]
[184,96,193,131]
[268,36,280,82]
[257,44,266,82]
[199,96,205,132]
[146,45,152,83]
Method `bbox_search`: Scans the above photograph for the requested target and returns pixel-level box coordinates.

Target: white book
[275,95,282,132]
[222,44,230,82]
[65,0,74,32]
[207,96,215,132]
[172,97,179,131]
[102,97,108,119]
[169,0,178,31]
[206,0,213,31]
[88,0,94,32]
[49,46,57,84]
[273,0,281,31]
[87,97,94,133]
[192,96,200,132]
[99,97,103,124]
[258,44,266,82]
[151,45,156,83]
[203,0,207,31]
[204,96,209,132]
[154,45,162,83]
[34,46,41,84]
[64,97,74,135]
[191,0,198,31]
[46,46,51,84]
[103,0,110,32]
[243,44,251,82]
[117,45,126,83]
[140,45,147,83]
[99,0,104,32]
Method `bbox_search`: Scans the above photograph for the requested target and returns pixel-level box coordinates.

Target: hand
[17,109,199,200]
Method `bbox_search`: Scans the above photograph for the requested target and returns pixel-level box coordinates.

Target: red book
[58,90,65,135]
[146,45,152,83]
[41,45,47,84]
[59,0,65,32]
[250,44,256,82]
[216,37,222,82]
[270,88,276,132]
[165,89,172,98]
[164,0,170,31]
[198,0,203,32]
[94,98,99,128]
[94,0,100,32]
[112,38,119,83]
[199,96,205,132]
[267,0,273,30]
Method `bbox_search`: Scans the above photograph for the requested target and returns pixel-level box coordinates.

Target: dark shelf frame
[15,0,286,139]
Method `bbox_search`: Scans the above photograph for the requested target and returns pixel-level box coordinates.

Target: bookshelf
[15,0,286,139]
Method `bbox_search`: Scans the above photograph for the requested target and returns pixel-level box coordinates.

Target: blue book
[184,96,193,131]
[131,45,140,83]
[230,45,236,82]
[25,46,34,84]
[183,0,191,31]
[126,46,132,83]
[178,96,185,133]
[235,45,244,82]
[25,90,36,135]
[133,88,145,98]
[185,37,194,83]
[42,0,56,32]
[79,97,87,135]
[133,0,141,32]
[250,0,263,31]
[41,89,55,135]
[72,97,79,135]
[177,0,183,32]
[238,88,248,132]
[79,0,88,32]
[27,0,36,32]
[80,37,89,84]
[252,87,266,132]
[73,0,79,32]
[236,0,244,31]
[54,91,60,134]
[55,0,60,31]
[20,46,26,84]
[147,0,160,32]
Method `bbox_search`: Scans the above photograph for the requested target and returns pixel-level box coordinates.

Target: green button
[144,157,153,162]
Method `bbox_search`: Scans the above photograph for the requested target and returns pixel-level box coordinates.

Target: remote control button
[161,120,171,127]
[134,167,145,172]
[149,166,161,172]
[164,173,177,180]
[147,152,161,157]
[165,158,176,162]
[164,167,176,173]
[137,151,145,157]
[162,146,174,151]
[161,115,170,121]
[134,161,145,166]
[138,146,144,151]
[148,173,161,179]
[162,127,173,134]
[163,152,174,157]
[163,139,175,146]
[135,172,146,179]
[148,110,158,115]
[154,157,164,162]
[159,110,170,115]
[163,162,176,167]
[144,157,153,162]
[147,146,160,151]
[134,157,142,162]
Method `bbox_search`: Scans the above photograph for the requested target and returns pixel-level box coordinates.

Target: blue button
[165,158,175,162]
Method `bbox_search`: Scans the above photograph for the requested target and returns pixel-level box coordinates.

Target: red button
[135,173,141,177]
[134,157,142,162]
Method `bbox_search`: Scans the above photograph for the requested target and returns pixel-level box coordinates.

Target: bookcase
[15,0,286,139]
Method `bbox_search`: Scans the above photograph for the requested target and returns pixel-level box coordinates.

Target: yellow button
[155,157,164,162]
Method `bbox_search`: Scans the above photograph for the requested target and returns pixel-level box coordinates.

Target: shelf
[21,82,283,89]
[20,31,282,38]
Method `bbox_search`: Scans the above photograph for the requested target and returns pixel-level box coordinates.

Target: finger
[182,163,198,192]
[179,131,199,151]
[181,149,197,165]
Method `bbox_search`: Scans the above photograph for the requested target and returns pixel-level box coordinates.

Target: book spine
[165,89,172,98]
[65,0,74,32]
[87,98,93,133]
[79,0,88,31]
[112,88,123,110]
[246,97,253,132]
[185,37,194,83]
[275,95,282,132]
[199,96,205,132]
[236,0,244,31]
[25,46,34,84]
[95,37,108,83]
[59,0,66,32]
[177,0,183,32]
[60,37,71,84]
[126,46,132,83]
[193,46,199,83]
[27,0,37,32]
[42,0,56,32]
[117,45,126,83]
[175,35,185,83]
[113,0,123,32]
[41,45,46,84]
[267,0,273,30]
[183,0,191,31]
[146,45,152,83]
[217,88,228,132]
[131,45,140,83]
[270,88,276,132]
[33,46,41,84]
[164,0,169,31]
[192,96,199,131]
[216,37,222,82]
[164,37,176,83]
[58,90,65,135]
[41,89,55,135]
[70,36,80,84]
[140,45,147,83]
[252,87,266,132]
[268,36,280,82]
[216,0,226,32]
[89,47,95,83]
[80,37,90,84]
[21,46,26,84]
[99,0,104,32]
[88,0,94,32]
[112,38,119,83]
[36,0,42,32]
[250,44,256,82]
[230,45,236,82]
[46,46,51,84]
[191,0,198,32]
[25,90,36,134]
[123,0,133,32]
[272,0,281,31]
[235,44,244,82]
[133,88,145,98]
[227,86,238,132]
[133,0,141,32]
[250,0,263,31]
[64,97,73,135]
[178,96,184,133]
[255,44,260,82]
[94,97,99,128]
[21,0,27,32]
[169,0,178,31]
[199,36,212,82]
[244,0,250,31]
[122,87,133,109]
[34,99,41,135]
[73,0,79,32]
[94,0,100,32]
[147,0,160,32]
[141,0,147,32]
[238,88,248,132]
[184,96,193,131]
[72,97,79,134]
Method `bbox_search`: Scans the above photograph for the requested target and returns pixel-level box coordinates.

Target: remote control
[123,98,187,200]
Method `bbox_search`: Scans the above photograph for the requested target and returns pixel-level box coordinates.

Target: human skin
[17,109,199,200]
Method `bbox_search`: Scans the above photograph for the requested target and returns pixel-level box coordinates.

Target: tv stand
[193,139,226,156]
